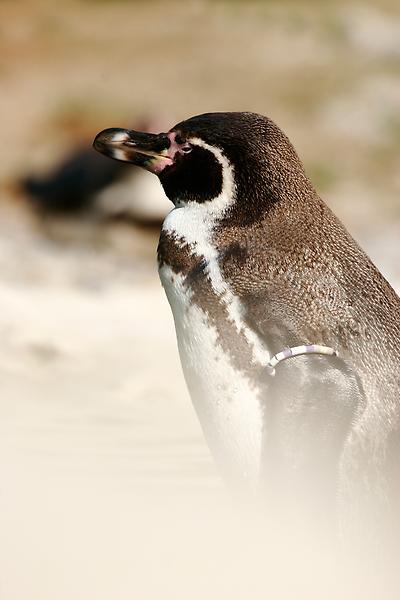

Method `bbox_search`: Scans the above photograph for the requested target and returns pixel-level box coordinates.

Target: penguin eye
[174,133,192,154]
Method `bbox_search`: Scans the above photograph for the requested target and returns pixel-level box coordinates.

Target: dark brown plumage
[94,112,400,542]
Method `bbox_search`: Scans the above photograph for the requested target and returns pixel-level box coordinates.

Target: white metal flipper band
[266,344,338,376]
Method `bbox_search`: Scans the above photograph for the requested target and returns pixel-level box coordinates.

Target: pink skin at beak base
[146,132,181,174]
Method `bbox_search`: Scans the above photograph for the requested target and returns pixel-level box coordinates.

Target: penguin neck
[222,164,318,229]
[162,166,319,251]
[162,181,235,261]
[160,150,320,271]
[162,144,237,253]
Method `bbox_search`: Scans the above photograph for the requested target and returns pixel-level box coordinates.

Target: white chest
[159,264,265,490]
[159,205,271,491]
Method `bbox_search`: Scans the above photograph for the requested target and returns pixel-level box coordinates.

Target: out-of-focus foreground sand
[0,1,399,598]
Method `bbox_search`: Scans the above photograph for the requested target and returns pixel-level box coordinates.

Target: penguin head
[93,112,309,212]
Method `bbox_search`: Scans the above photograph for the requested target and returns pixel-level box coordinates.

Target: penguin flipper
[260,352,363,521]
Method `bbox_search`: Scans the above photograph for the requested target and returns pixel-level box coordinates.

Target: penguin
[93,112,400,532]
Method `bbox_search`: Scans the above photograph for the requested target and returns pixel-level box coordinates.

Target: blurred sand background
[0,1,399,598]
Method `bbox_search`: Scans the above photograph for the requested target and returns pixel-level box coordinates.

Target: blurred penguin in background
[22,118,170,226]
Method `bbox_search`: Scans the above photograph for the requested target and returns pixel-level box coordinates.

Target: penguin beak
[93,128,173,174]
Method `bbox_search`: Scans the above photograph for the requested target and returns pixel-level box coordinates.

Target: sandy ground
[0,201,223,599]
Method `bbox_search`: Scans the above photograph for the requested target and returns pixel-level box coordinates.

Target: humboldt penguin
[93,112,400,531]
